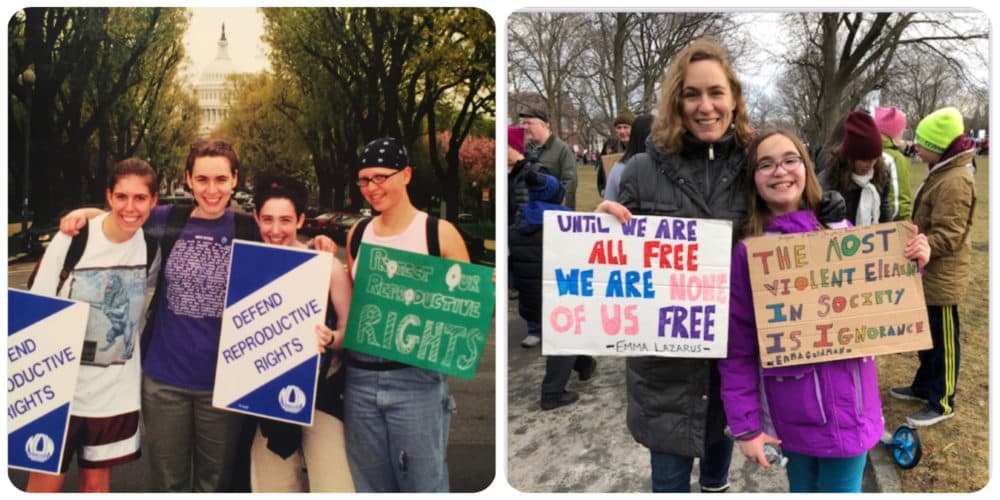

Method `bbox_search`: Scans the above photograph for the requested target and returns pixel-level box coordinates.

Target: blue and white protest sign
[8,289,89,474]
[213,240,332,425]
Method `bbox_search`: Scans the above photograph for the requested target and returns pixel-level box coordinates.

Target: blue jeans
[526,320,541,338]
[344,365,454,492]
[784,450,868,492]
[650,437,733,492]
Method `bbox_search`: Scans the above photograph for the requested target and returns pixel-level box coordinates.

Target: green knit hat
[915,107,964,154]
[614,109,635,126]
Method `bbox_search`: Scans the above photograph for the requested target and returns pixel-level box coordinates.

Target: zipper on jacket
[852,359,864,417]
[704,144,715,200]
[812,370,828,425]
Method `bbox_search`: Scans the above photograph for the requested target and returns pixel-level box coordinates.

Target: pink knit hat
[874,106,906,139]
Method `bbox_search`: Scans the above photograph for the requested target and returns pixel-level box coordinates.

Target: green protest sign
[344,243,495,380]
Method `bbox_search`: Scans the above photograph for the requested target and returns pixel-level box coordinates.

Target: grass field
[877,156,989,492]
[572,157,990,492]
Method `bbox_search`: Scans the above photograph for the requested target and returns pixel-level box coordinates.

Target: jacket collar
[765,210,820,234]
[646,130,744,170]
[928,147,977,177]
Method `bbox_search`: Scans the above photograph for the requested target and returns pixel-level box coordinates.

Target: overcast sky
[181,7,268,82]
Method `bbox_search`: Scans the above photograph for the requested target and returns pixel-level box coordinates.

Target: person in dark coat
[817,110,892,226]
[594,38,751,493]
[509,171,596,410]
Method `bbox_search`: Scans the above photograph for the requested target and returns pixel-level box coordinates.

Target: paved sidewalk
[506,298,896,492]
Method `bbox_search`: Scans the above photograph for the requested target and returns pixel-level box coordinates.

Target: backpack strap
[31,223,90,295]
[234,212,257,241]
[160,204,196,261]
[425,215,441,257]
[348,217,373,262]
[348,215,442,259]
[143,232,158,276]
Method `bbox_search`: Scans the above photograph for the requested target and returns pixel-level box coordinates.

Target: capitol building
[195,24,238,137]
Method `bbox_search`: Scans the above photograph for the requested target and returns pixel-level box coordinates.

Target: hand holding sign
[744,222,932,368]
[542,212,732,357]
[343,243,494,380]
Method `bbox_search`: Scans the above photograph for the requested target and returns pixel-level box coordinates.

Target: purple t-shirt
[143,205,237,390]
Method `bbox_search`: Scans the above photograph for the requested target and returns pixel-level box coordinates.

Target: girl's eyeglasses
[356,169,403,187]
[756,156,803,174]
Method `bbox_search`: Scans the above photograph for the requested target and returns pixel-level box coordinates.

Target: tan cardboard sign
[601,152,623,178]
[744,222,931,368]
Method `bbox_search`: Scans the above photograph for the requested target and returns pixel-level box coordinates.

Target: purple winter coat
[718,210,884,458]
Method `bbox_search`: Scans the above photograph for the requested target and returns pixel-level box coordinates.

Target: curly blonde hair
[651,38,752,154]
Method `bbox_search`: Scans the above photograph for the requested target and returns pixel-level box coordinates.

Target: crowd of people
[20,32,981,494]
[28,138,469,493]
[507,37,977,492]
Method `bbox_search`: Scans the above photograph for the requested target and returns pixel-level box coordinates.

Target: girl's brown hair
[821,149,887,194]
[108,157,158,195]
[742,127,824,237]
[651,38,753,154]
[186,139,241,176]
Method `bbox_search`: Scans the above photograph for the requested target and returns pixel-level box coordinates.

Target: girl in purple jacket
[718,127,930,492]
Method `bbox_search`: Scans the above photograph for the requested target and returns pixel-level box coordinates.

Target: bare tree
[508,12,591,137]
[777,12,988,146]
[510,11,742,150]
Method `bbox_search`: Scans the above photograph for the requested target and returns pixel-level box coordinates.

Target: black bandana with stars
[358,137,408,171]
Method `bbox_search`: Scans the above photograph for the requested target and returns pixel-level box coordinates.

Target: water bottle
[763,443,788,467]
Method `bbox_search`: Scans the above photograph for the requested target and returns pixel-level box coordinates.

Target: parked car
[330,212,369,246]
[157,195,195,207]
[301,212,342,237]
[233,191,252,204]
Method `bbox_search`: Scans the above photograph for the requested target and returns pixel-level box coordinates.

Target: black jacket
[508,158,541,223]
[817,170,892,224]
[617,131,747,456]
[508,221,543,322]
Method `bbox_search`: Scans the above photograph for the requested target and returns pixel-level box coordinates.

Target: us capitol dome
[195,23,239,137]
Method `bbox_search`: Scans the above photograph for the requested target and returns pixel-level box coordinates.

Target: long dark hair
[623,114,654,162]
[823,150,887,193]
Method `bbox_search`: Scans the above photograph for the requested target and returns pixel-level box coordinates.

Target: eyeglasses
[356,169,403,187]
[756,156,804,174]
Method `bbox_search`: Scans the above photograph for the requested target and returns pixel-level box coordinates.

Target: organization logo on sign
[278,385,306,414]
[25,433,55,463]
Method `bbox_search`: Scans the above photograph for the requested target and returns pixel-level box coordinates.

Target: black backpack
[26,222,158,295]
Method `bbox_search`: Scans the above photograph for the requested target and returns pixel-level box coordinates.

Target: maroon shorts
[60,412,141,472]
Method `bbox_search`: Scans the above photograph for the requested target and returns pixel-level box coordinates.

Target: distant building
[195,23,239,137]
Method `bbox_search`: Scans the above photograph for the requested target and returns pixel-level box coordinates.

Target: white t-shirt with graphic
[30,213,152,417]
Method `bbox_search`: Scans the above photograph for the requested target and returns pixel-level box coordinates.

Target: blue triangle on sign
[227,357,318,425]
[8,290,74,336]
[226,242,316,307]
[8,403,71,474]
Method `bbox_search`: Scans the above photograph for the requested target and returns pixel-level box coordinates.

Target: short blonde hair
[651,38,752,154]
